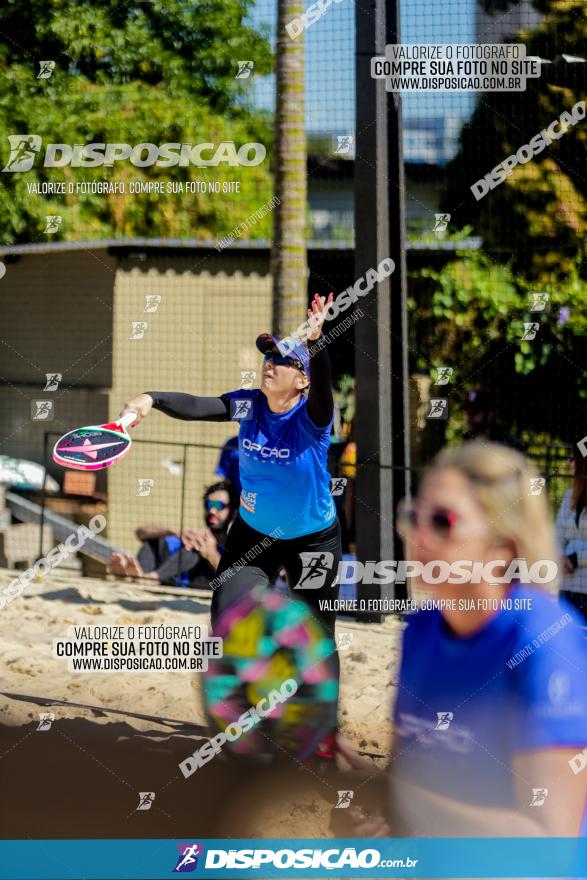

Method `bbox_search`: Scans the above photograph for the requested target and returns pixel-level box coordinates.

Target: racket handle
[117,411,137,429]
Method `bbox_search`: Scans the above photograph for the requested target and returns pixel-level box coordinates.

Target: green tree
[412,0,587,446]
[0,0,274,242]
[411,248,587,440]
[443,0,586,282]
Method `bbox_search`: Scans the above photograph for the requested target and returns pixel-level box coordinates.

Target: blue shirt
[394,584,587,831]
[222,389,336,539]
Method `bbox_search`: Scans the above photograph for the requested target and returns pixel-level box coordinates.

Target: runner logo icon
[31,400,54,420]
[36,712,54,731]
[137,792,155,811]
[330,477,347,496]
[435,711,454,730]
[174,843,204,873]
[37,61,56,79]
[232,399,253,421]
[530,788,549,806]
[433,213,451,233]
[2,135,42,172]
[427,398,448,419]
[294,551,334,589]
[335,790,354,809]
[44,373,62,391]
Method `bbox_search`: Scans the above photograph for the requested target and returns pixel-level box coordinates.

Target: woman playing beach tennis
[120,294,341,763]
[119,293,340,632]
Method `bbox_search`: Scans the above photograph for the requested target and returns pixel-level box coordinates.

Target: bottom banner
[0,838,586,879]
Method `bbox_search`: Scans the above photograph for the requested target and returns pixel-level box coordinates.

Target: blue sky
[247,0,477,132]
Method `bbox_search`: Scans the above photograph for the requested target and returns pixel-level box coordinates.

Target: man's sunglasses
[396,500,458,539]
[206,499,229,511]
[263,351,305,372]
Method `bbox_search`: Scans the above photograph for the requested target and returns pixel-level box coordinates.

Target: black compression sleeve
[146,392,229,422]
[306,339,334,428]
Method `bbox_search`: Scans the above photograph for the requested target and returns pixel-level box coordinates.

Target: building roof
[0,236,481,257]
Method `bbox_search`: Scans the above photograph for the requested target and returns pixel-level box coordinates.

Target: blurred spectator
[463,388,524,451]
[107,481,237,588]
[336,443,587,837]
[215,434,241,495]
[556,441,587,623]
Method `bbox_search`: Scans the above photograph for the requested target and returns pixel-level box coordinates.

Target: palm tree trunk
[271,0,307,338]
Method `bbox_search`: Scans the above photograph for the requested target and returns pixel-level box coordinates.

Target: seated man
[107,481,237,588]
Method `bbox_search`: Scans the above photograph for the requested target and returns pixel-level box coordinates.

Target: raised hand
[307,292,334,341]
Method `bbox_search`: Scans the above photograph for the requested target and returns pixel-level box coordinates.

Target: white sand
[0,567,403,756]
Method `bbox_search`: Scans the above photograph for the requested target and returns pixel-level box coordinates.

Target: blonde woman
[556,439,587,623]
[339,442,587,837]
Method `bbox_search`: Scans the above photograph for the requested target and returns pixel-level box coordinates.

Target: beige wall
[0,247,272,553]
[0,250,114,386]
[0,249,114,467]
[108,254,272,551]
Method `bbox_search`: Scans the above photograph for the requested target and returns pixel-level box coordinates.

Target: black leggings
[212,515,342,637]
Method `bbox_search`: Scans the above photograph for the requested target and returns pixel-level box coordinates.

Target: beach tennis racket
[202,577,339,764]
[52,412,136,471]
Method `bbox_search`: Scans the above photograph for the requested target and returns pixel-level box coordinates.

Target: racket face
[53,425,130,471]
[202,584,338,763]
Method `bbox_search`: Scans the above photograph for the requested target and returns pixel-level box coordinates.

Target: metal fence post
[355,0,410,620]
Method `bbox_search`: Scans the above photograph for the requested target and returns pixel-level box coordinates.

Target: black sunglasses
[263,351,305,372]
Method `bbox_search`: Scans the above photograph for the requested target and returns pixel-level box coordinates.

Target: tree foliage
[0,0,274,242]
[410,248,587,440]
[443,0,587,282]
[413,0,587,442]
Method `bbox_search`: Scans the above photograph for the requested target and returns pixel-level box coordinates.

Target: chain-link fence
[0,0,584,596]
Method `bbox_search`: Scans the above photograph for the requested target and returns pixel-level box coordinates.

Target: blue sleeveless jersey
[222,389,336,539]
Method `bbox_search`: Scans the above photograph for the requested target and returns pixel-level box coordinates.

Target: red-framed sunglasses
[396,500,459,540]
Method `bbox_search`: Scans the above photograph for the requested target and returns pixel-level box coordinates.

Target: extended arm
[146,392,229,422]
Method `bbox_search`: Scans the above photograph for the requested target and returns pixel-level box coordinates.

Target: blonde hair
[431,442,560,591]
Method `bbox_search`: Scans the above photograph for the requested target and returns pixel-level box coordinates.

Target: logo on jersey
[242,438,290,459]
[240,491,257,513]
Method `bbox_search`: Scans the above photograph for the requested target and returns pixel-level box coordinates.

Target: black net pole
[355,0,395,622]
[385,0,411,600]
